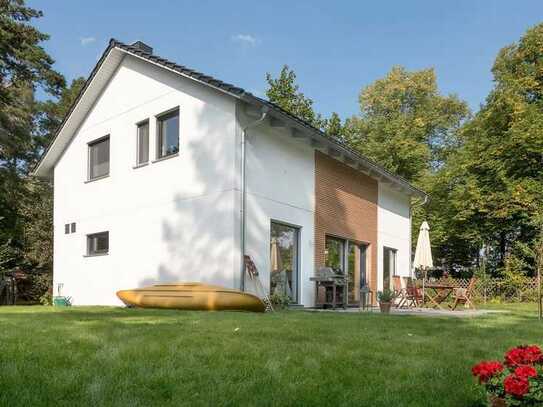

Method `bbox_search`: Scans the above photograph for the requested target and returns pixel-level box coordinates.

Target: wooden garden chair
[392,276,407,308]
[450,277,477,310]
[402,277,422,308]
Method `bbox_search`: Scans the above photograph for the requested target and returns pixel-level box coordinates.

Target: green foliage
[24,272,51,303]
[427,23,543,275]
[344,66,469,182]
[0,238,17,274]
[377,288,395,303]
[323,111,345,139]
[266,65,326,129]
[269,292,291,309]
[0,0,63,259]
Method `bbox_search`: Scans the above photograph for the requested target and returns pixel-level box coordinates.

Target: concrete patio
[304,307,503,317]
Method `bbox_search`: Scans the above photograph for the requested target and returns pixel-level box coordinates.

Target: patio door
[347,242,369,305]
[270,221,300,303]
[325,236,368,306]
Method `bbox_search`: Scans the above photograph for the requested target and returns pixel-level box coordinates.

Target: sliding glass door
[325,236,369,306]
[270,222,299,303]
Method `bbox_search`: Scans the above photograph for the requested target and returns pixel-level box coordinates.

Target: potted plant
[472,345,543,406]
[377,288,395,313]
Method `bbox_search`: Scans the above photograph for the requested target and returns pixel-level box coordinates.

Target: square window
[88,136,110,180]
[64,224,70,234]
[136,120,149,165]
[156,109,179,159]
[87,232,109,256]
[71,223,76,233]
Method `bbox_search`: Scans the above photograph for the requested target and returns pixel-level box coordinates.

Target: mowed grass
[0,304,541,407]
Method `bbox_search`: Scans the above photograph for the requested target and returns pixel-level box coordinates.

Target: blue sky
[31,1,542,119]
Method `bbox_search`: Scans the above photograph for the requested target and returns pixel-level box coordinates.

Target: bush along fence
[425,277,540,303]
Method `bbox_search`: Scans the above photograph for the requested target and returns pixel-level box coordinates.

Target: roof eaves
[32,39,119,176]
[34,38,427,199]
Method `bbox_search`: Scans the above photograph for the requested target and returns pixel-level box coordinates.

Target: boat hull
[116,283,266,312]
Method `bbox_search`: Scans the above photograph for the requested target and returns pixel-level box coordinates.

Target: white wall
[243,119,316,306]
[377,183,412,291]
[53,55,238,305]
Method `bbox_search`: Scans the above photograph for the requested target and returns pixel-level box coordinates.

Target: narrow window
[88,136,110,180]
[136,120,149,165]
[383,247,397,290]
[71,223,76,233]
[156,108,179,159]
[87,232,109,256]
[64,224,70,234]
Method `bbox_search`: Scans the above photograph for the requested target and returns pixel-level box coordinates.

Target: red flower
[505,345,543,367]
[504,374,530,398]
[472,361,504,383]
[514,365,538,379]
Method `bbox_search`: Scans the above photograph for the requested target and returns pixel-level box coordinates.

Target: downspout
[239,107,268,291]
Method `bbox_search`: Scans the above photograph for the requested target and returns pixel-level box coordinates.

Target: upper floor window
[136,120,149,165]
[156,108,179,159]
[88,136,110,180]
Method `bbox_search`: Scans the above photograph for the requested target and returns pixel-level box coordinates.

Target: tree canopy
[344,66,470,183]
[425,24,543,274]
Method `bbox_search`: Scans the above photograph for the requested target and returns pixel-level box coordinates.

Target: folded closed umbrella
[413,221,433,306]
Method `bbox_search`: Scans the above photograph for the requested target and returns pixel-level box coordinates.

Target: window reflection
[270,222,299,303]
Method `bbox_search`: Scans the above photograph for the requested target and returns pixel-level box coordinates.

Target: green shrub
[377,288,395,303]
[270,292,291,309]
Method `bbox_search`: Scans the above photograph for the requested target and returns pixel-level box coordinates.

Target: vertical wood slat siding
[314,151,378,300]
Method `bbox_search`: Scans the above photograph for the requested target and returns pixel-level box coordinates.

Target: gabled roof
[34,39,426,198]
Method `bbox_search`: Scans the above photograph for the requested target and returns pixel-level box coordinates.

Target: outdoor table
[424,283,456,310]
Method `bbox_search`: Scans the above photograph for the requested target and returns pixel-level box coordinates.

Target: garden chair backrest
[466,277,477,296]
[392,276,402,292]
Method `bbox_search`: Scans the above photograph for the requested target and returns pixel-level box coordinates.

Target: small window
[71,223,76,233]
[87,232,109,256]
[64,224,70,234]
[136,120,149,165]
[156,108,179,159]
[88,136,110,180]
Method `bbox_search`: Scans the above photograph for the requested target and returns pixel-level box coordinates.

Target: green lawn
[0,304,540,406]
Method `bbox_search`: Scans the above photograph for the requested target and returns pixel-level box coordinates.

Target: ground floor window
[87,232,109,256]
[383,247,397,290]
[325,236,369,305]
[270,221,299,303]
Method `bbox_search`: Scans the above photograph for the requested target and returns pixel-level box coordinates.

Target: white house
[34,40,426,307]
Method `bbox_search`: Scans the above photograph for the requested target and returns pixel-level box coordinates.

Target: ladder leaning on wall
[244,255,274,312]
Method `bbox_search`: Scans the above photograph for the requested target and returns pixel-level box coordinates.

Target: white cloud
[231,34,259,47]
[80,37,96,46]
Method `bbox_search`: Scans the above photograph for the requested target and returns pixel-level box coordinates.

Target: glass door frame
[270,220,301,304]
[325,234,370,306]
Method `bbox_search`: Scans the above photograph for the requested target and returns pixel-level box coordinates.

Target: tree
[265,65,326,130]
[345,66,469,183]
[324,112,345,139]
[428,23,543,274]
[20,78,85,270]
[0,0,64,273]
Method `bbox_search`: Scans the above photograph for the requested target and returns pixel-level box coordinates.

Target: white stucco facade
[53,55,239,305]
[377,183,412,291]
[243,120,316,306]
[43,41,421,307]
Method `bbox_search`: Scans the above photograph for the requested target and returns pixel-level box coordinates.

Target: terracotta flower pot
[489,395,506,407]
[379,302,392,314]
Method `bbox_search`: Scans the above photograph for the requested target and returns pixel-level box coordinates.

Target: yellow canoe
[116,283,266,312]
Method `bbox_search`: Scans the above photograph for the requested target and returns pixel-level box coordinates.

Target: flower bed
[472,345,543,406]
